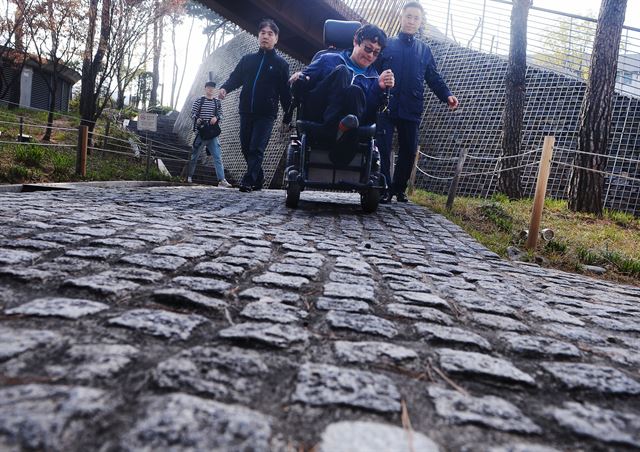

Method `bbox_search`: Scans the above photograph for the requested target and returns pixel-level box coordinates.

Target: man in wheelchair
[288,24,395,165]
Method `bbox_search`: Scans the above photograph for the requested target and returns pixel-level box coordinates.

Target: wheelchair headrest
[324,20,361,49]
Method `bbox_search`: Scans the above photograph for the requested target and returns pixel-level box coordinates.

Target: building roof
[1,46,81,84]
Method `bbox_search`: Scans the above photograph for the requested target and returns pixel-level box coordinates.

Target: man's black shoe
[396,192,409,202]
[380,192,392,204]
[252,186,262,191]
[239,185,252,193]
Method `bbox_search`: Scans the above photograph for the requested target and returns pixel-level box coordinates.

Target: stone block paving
[0,186,639,451]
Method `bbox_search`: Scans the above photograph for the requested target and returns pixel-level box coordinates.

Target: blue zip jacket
[302,50,383,125]
[221,48,291,119]
[375,33,452,123]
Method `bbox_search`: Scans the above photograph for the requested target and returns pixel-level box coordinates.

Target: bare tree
[499,0,531,199]
[568,0,628,215]
[185,3,240,61]
[108,0,155,109]
[25,0,83,141]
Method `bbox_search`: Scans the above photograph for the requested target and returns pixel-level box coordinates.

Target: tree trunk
[42,73,57,142]
[568,0,627,216]
[499,0,531,199]
[170,19,178,109]
[150,2,162,107]
[79,0,98,128]
[80,0,112,137]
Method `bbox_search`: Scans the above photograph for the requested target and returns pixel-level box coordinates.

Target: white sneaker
[187,177,192,183]
[218,179,232,188]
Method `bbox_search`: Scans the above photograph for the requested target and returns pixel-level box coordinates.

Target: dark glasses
[362,45,381,57]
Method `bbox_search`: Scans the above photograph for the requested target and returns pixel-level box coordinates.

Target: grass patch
[411,189,640,286]
[14,144,47,167]
[0,104,174,184]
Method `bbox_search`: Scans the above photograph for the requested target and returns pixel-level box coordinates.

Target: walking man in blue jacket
[219,19,291,192]
[375,2,459,203]
[289,24,395,165]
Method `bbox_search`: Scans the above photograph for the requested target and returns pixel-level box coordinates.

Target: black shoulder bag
[196,96,221,140]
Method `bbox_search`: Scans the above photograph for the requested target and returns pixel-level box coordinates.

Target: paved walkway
[0,185,639,451]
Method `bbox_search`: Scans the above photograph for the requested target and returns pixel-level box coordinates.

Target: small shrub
[545,240,567,254]
[602,250,640,276]
[14,144,46,167]
[50,151,75,180]
[605,209,635,228]
[576,246,601,266]
[490,192,510,203]
[479,202,513,232]
[7,165,29,182]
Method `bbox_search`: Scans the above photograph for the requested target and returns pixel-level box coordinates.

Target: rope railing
[551,160,640,183]
[460,161,540,178]
[417,147,542,163]
[0,139,76,148]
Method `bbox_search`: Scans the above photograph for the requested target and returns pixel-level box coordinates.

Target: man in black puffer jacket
[219,18,291,192]
[375,2,459,203]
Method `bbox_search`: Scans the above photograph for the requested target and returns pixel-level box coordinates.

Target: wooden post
[446,147,468,210]
[19,116,23,140]
[407,146,421,195]
[76,125,88,177]
[526,136,555,250]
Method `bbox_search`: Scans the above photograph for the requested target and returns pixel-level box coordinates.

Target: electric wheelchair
[283,20,386,213]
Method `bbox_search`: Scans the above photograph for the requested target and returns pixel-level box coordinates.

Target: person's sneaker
[218,179,232,188]
[396,192,409,202]
[239,185,252,193]
[187,177,193,183]
[336,114,359,141]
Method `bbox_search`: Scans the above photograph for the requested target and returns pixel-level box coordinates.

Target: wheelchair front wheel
[360,188,380,213]
[286,182,301,208]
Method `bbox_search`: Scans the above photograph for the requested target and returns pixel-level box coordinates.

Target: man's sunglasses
[362,45,381,57]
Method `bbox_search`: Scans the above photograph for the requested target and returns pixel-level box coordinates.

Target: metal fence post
[407,146,421,196]
[446,148,468,210]
[146,137,152,180]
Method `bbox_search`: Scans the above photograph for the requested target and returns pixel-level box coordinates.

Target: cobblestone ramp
[0,186,639,451]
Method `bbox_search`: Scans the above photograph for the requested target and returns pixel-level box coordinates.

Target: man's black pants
[239,114,274,189]
[376,115,419,195]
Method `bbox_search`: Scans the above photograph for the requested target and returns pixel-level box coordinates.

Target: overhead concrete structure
[196,0,362,63]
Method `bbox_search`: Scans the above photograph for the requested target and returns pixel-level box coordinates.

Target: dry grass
[411,190,640,286]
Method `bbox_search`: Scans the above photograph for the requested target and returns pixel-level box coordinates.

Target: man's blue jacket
[302,50,383,125]
[375,33,452,123]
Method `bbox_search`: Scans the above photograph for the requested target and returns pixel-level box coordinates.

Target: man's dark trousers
[239,114,274,189]
[377,115,419,195]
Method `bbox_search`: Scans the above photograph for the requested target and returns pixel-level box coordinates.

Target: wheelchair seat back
[310,20,361,62]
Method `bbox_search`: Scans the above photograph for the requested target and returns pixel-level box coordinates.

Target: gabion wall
[417,39,640,215]
[174,33,304,188]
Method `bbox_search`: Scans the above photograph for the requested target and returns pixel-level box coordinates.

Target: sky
[163,0,640,109]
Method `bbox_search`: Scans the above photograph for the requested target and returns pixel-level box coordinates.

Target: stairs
[128,112,220,185]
